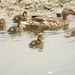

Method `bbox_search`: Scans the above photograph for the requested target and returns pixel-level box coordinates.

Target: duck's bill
[20,21,29,25]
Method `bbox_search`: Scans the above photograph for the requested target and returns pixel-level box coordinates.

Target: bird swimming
[7,23,22,34]
[29,35,43,48]
[13,11,28,23]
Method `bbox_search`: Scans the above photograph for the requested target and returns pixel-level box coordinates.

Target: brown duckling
[8,23,22,34]
[70,29,75,36]
[21,8,74,29]
[0,18,6,30]
[13,11,28,23]
[29,35,43,48]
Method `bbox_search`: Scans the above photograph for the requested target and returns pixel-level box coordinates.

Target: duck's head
[22,11,28,18]
[38,35,43,41]
[0,18,6,25]
[17,23,22,30]
[62,8,74,16]
[62,8,74,20]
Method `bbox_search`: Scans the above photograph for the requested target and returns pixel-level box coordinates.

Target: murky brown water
[0,15,75,75]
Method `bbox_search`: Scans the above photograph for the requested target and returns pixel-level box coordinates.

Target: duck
[13,11,28,23]
[21,8,75,29]
[7,23,22,34]
[29,35,43,48]
[0,18,6,30]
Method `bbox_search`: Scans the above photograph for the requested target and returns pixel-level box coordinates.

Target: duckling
[0,18,6,30]
[13,11,28,23]
[70,29,75,36]
[21,8,74,29]
[29,35,43,48]
[8,23,22,34]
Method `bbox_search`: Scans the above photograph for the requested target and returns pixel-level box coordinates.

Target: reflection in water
[0,31,6,34]
[7,32,22,37]
[23,26,47,36]
[0,26,6,31]
[23,25,68,36]
[63,25,69,31]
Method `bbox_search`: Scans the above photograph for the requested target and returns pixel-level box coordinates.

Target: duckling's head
[17,23,22,30]
[0,18,6,25]
[22,11,28,18]
[38,35,43,41]
[62,8,74,16]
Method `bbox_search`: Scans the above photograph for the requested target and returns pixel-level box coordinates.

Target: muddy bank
[0,0,75,17]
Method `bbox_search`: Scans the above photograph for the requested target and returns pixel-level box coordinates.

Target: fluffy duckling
[0,18,6,30]
[21,8,74,29]
[8,23,22,34]
[13,11,28,23]
[29,35,43,48]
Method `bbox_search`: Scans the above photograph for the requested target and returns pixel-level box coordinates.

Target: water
[0,15,75,75]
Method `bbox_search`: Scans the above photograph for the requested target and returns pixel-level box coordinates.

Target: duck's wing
[45,16,65,28]
[28,15,64,28]
[32,15,51,21]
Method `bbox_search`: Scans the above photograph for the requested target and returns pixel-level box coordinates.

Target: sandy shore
[0,0,75,17]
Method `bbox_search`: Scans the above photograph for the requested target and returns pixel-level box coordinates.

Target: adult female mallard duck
[29,35,43,48]
[13,11,28,23]
[8,23,22,34]
[0,18,6,30]
[21,8,75,29]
